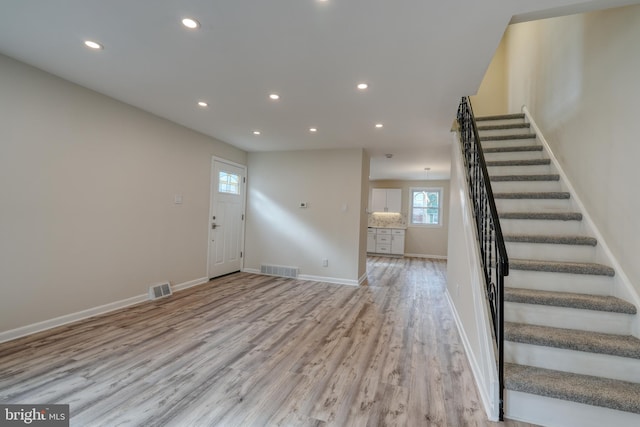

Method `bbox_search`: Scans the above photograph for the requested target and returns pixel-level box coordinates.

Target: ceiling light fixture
[182,18,200,29]
[357,83,368,90]
[269,93,280,100]
[309,128,317,133]
[253,130,261,135]
[197,101,208,107]
[375,123,383,128]
[84,40,103,50]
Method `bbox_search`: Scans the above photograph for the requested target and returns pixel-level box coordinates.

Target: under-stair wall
[446,132,501,422]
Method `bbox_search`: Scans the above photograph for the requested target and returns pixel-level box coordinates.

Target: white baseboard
[0,276,209,344]
[241,268,360,286]
[404,253,448,260]
[172,276,208,292]
[298,274,359,286]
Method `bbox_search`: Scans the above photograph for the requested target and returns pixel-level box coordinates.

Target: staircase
[477,113,640,426]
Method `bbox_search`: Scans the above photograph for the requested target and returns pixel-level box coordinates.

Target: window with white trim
[218,171,240,194]
[410,187,442,226]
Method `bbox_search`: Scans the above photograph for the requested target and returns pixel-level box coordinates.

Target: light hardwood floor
[0,257,536,426]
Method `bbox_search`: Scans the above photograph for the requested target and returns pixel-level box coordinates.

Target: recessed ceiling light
[182,18,200,29]
[197,101,208,107]
[309,128,317,133]
[357,83,368,90]
[84,40,103,50]
[269,93,280,100]
[375,123,383,128]
[253,130,261,135]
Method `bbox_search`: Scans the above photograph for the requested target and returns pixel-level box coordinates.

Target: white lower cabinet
[391,229,405,255]
[368,228,405,255]
[367,228,376,252]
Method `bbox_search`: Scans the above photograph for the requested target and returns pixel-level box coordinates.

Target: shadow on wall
[507,15,585,126]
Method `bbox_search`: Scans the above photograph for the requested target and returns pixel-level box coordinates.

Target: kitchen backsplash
[368,212,407,228]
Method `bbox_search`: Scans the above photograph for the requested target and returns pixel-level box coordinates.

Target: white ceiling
[0,0,633,180]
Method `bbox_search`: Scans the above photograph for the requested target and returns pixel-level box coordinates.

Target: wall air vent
[149,282,172,300]
[260,264,299,279]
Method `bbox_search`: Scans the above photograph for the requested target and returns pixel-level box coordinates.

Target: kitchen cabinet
[367,228,405,256]
[367,228,376,252]
[391,229,405,255]
[375,228,392,254]
[371,188,402,213]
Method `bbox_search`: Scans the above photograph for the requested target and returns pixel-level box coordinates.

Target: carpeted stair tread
[510,258,615,276]
[484,145,543,153]
[478,123,530,131]
[504,287,637,314]
[505,363,640,414]
[482,133,537,141]
[491,174,560,182]
[499,211,583,221]
[476,113,525,121]
[505,322,640,359]
[494,191,570,199]
[486,159,550,167]
[504,234,597,246]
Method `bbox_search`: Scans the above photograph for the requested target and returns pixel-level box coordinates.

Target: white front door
[208,159,246,279]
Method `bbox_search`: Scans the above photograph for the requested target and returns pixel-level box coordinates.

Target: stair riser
[495,198,572,212]
[506,270,614,295]
[477,128,531,137]
[505,302,632,335]
[482,139,541,149]
[481,137,537,144]
[506,389,640,427]
[484,151,546,162]
[505,342,640,382]
[505,242,597,263]
[499,219,586,235]
[487,164,554,175]
[476,118,526,126]
[491,180,562,193]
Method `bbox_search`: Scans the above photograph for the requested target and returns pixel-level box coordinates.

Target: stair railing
[456,97,509,420]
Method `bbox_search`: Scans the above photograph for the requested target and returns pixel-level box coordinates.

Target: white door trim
[206,157,247,279]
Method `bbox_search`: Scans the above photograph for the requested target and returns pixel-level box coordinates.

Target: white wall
[244,149,368,284]
[368,180,450,258]
[504,4,640,297]
[0,54,246,334]
[446,138,500,421]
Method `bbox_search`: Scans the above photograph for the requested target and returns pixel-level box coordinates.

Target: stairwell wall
[501,5,640,299]
[446,136,500,421]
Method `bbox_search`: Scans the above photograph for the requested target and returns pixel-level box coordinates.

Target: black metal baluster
[456,97,509,421]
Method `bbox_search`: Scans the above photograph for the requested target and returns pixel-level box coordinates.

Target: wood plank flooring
[0,257,536,426]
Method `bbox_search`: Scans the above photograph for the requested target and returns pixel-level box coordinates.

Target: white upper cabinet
[371,188,402,213]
